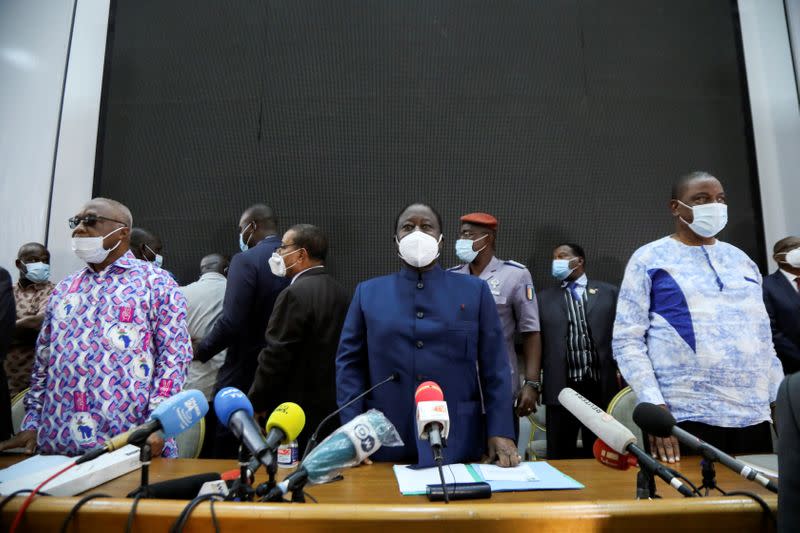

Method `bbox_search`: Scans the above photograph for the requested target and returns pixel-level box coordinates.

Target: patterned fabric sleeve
[20,288,57,431]
[148,275,193,414]
[612,254,665,406]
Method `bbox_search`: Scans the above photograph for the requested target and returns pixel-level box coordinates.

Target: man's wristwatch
[522,379,542,392]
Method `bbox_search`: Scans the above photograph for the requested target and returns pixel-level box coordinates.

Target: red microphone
[593,438,638,470]
[415,381,450,461]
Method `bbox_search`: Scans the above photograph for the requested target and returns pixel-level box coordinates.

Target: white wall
[738,0,800,268]
[0,1,76,277]
[47,0,112,281]
[0,0,109,282]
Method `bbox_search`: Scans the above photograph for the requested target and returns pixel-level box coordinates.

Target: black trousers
[545,378,601,460]
[675,420,773,456]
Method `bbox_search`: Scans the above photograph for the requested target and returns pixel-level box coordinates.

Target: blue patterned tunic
[613,236,783,427]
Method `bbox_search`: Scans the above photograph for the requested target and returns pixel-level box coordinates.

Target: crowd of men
[0,171,797,467]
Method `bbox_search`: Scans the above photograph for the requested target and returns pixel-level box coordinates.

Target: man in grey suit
[537,243,620,459]
[248,224,350,453]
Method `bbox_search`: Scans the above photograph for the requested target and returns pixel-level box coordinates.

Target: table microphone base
[426,482,491,501]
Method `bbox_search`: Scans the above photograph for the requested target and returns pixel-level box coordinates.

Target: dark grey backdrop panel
[96,0,763,290]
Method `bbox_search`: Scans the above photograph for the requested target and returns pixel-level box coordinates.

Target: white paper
[0,454,73,483]
[393,464,476,495]
[478,463,538,482]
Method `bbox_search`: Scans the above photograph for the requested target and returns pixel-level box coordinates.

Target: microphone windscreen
[632,402,676,438]
[128,472,221,499]
[303,409,403,483]
[415,381,444,403]
[266,402,306,443]
[151,389,209,438]
[557,387,636,454]
[214,387,254,427]
[593,438,637,470]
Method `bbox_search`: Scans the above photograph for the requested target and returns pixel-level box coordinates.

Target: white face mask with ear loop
[778,248,800,268]
[677,200,728,238]
[396,231,442,268]
[71,226,126,264]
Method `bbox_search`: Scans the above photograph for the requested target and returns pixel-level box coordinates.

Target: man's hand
[648,434,680,463]
[515,386,539,417]
[0,430,37,454]
[146,433,164,457]
[484,436,521,467]
[190,338,202,358]
[648,405,680,463]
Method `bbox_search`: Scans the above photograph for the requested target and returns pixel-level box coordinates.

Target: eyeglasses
[68,214,128,229]
[277,242,298,251]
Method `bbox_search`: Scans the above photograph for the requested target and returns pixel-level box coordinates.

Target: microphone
[415,381,450,462]
[593,439,638,470]
[76,389,208,464]
[127,473,223,499]
[632,402,778,493]
[265,409,403,501]
[214,388,305,468]
[557,388,695,497]
[302,373,398,460]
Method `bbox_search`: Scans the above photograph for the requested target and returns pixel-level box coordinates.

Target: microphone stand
[699,458,719,496]
[128,443,153,498]
[227,445,255,502]
[635,468,658,500]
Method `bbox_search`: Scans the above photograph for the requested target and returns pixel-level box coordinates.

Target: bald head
[17,242,49,261]
[130,227,163,261]
[774,236,800,255]
[200,253,230,276]
[671,171,720,201]
[238,204,278,245]
[87,197,133,228]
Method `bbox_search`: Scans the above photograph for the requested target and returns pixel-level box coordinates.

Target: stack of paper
[0,445,142,496]
[393,462,583,495]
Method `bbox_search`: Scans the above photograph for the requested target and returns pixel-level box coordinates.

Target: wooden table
[0,455,777,532]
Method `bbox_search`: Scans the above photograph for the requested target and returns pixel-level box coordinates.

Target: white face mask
[72,226,125,265]
[678,201,728,238]
[396,231,442,268]
[268,247,302,277]
[779,248,800,268]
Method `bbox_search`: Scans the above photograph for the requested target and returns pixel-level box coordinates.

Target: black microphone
[633,402,778,493]
[301,372,398,460]
[127,473,223,499]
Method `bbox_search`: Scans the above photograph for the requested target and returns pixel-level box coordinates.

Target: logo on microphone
[354,423,376,453]
[177,397,203,429]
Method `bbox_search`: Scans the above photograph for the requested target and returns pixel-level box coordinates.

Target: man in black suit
[537,243,620,459]
[248,224,350,453]
[194,204,289,457]
[764,236,800,375]
[0,268,15,440]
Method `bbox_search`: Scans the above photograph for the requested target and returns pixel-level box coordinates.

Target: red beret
[460,212,498,230]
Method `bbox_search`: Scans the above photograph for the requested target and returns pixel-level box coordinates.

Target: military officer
[335,203,519,468]
[449,212,542,426]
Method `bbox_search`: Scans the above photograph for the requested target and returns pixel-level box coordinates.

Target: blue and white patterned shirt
[613,236,783,428]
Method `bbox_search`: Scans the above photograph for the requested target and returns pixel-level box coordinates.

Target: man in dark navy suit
[194,204,289,457]
[336,203,518,468]
[763,236,800,375]
[538,243,620,459]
